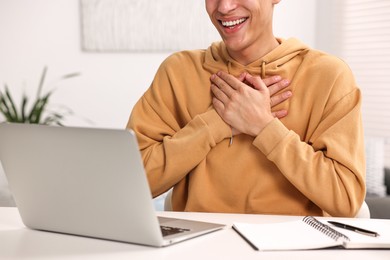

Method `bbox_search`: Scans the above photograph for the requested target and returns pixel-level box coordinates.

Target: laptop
[0,123,224,247]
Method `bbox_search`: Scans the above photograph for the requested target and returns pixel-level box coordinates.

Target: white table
[0,207,389,260]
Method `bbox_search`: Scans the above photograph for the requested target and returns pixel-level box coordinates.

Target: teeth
[221,18,246,27]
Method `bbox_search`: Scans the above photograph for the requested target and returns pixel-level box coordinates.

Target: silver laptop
[0,123,224,247]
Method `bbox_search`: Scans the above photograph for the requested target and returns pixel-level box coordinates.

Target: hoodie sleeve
[127,54,232,197]
[253,62,366,217]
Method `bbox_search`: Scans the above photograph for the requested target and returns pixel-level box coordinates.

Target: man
[127,0,365,217]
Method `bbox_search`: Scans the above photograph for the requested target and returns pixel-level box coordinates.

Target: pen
[328,221,380,237]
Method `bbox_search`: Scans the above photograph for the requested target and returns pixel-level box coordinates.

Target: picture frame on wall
[80,0,221,52]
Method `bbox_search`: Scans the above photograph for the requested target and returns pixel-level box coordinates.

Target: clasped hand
[210,71,291,137]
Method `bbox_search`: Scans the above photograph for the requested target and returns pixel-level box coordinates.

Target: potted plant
[0,66,80,125]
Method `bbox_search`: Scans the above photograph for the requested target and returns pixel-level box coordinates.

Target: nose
[217,0,237,14]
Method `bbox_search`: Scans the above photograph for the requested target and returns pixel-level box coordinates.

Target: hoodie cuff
[199,109,232,144]
[253,119,289,156]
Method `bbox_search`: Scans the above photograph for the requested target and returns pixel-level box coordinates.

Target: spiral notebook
[233,216,390,251]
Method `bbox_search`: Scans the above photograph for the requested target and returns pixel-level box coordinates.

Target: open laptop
[0,123,224,247]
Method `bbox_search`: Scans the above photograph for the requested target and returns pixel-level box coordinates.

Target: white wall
[0,0,318,129]
[274,0,317,48]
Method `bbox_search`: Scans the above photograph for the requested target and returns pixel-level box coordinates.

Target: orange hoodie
[128,38,366,217]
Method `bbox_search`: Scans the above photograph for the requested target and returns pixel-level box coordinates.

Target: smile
[220,18,247,28]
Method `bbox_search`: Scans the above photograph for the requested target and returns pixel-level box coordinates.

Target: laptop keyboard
[160,225,190,237]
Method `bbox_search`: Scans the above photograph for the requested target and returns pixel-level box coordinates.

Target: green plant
[0,67,80,126]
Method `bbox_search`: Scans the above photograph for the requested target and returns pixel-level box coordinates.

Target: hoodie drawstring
[261,60,266,78]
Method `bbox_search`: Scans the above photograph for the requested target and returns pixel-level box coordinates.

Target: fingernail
[274,75,282,81]
[282,79,290,86]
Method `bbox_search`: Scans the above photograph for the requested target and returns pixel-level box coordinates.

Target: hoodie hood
[203,38,309,78]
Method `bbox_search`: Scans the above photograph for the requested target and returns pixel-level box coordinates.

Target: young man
[127,0,365,217]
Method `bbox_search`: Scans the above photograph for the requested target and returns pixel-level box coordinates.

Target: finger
[237,72,247,82]
[244,73,267,92]
[212,97,225,115]
[270,90,292,107]
[211,83,230,104]
[215,71,243,90]
[272,109,288,119]
[268,79,290,96]
[211,73,236,97]
[262,75,282,87]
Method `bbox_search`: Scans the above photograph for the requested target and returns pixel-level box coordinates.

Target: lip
[217,17,248,34]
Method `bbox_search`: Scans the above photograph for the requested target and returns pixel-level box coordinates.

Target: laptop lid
[0,123,224,247]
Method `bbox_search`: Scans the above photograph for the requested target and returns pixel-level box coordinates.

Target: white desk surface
[1,207,389,260]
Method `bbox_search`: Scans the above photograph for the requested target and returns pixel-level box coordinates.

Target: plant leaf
[36,66,48,100]
[20,93,29,122]
[43,113,63,125]
[0,92,14,121]
[4,85,19,121]
[60,72,81,80]
[28,92,51,123]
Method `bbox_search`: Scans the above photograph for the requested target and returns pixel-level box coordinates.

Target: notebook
[233,216,390,251]
[0,123,224,247]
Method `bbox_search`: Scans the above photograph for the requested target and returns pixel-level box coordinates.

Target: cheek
[205,1,214,15]
[205,3,219,28]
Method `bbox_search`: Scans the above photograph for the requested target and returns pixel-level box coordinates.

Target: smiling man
[127,0,366,217]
